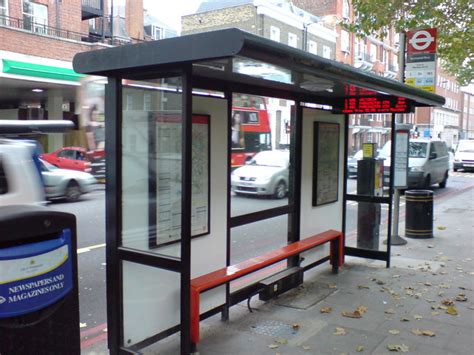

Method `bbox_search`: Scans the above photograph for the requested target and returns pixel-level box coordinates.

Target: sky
[143,0,202,32]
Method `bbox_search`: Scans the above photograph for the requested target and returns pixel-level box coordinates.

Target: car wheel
[439,171,448,188]
[453,168,458,172]
[273,181,287,199]
[423,175,432,189]
[65,180,81,202]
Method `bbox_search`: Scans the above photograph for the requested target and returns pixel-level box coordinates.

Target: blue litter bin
[0,205,80,355]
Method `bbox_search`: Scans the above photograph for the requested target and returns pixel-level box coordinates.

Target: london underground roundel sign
[407,28,437,54]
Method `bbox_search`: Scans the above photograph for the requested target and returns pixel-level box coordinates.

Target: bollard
[405,190,433,239]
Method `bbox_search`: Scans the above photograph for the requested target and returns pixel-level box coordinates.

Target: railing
[355,52,371,62]
[0,14,144,46]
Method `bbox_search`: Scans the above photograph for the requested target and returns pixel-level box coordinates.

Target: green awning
[2,59,84,81]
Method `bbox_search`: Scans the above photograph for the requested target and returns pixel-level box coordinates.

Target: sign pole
[390,32,408,246]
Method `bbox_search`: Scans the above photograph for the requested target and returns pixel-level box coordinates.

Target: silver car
[231,150,289,198]
[40,159,97,202]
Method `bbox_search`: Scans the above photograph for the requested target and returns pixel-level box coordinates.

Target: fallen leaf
[268,344,279,349]
[392,275,401,278]
[342,310,362,318]
[385,308,396,314]
[334,327,346,335]
[446,306,458,315]
[80,322,87,328]
[439,283,450,289]
[328,284,338,289]
[376,280,386,285]
[400,317,410,322]
[424,281,432,286]
[431,311,440,316]
[422,330,436,337]
[387,344,409,352]
[357,306,368,314]
[456,294,468,302]
[357,284,370,289]
[275,338,288,345]
[411,328,422,336]
[413,314,423,320]
[437,226,446,230]
[442,299,454,306]
[302,345,311,351]
[468,305,474,310]
[320,307,333,314]
[356,345,364,352]
[427,244,434,248]
[292,323,300,330]
[389,329,400,335]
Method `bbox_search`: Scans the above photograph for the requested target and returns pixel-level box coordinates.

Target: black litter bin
[405,190,433,239]
[0,205,80,355]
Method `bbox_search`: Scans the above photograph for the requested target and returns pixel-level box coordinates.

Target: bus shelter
[73,29,444,354]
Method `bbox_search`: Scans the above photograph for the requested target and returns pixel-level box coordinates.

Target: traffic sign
[407,28,437,54]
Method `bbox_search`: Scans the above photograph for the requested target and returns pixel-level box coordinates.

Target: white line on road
[77,243,106,254]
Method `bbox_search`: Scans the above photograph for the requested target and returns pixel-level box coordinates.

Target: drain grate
[249,319,297,339]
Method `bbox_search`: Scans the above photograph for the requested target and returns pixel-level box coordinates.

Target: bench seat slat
[191,229,341,292]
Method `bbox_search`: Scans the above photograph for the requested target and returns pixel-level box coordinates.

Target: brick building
[0,0,145,151]
[182,0,337,148]
[459,87,474,139]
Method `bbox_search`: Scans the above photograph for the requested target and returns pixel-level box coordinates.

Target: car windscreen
[251,152,288,167]
[457,141,474,153]
[409,142,428,158]
[40,159,58,171]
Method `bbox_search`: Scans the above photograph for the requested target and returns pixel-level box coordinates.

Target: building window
[288,32,297,48]
[369,43,377,62]
[270,26,280,42]
[308,40,317,55]
[23,1,48,34]
[144,93,152,111]
[342,0,350,19]
[152,25,163,40]
[323,45,331,59]
[341,30,350,53]
[0,0,8,19]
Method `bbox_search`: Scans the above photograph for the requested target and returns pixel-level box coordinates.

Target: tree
[345,0,473,86]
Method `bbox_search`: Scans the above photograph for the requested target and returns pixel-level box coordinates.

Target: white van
[0,140,45,206]
[379,139,450,188]
[453,139,474,172]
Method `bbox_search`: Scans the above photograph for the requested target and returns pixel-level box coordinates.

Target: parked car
[379,139,450,188]
[231,150,289,198]
[41,146,94,173]
[0,139,45,206]
[453,139,474,172]
[40,159,97,202]
[347,150,363,178]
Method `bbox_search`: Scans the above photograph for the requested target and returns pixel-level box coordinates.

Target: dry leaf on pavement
[334,327,346,335]
[413,314,423,320]
[320,307,333,313]
[446,306,458,315]
[302,345,311,351]
[292,323,300,330]
[356,345,364,352]
[80,322,87,328]
[389,329,400,335]
[412,328,436,337]
[400,317,410,322]
[437,226,446,230]
[268,344,279,349]
[385,308,396,315]
[456,293,467,302]
[387,344,409,352]
[275,338,288,345]
[442,298,454,306]
[342,310,362,318]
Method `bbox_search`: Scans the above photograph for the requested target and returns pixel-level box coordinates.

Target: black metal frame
[73,28,446,355]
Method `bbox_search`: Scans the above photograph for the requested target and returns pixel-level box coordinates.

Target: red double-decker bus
[231,95,271,168]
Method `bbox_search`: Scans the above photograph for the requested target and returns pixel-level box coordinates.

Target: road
[50,171,474,352]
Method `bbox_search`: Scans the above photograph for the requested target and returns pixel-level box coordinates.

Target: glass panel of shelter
[345,119,393,259]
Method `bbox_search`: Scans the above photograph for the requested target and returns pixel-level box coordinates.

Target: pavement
[142,183,474,355]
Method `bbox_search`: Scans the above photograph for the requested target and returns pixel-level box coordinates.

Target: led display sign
[334,96,413,114]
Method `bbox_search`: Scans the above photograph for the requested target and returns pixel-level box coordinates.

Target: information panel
[151,114,210,248]
[335,96,413,114]
[394,130,409,188]
[312,122,340,206]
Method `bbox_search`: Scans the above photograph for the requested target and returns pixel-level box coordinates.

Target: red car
[41,147,93,172]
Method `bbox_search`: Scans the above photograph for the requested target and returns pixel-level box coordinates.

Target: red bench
[190,229,344,345]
